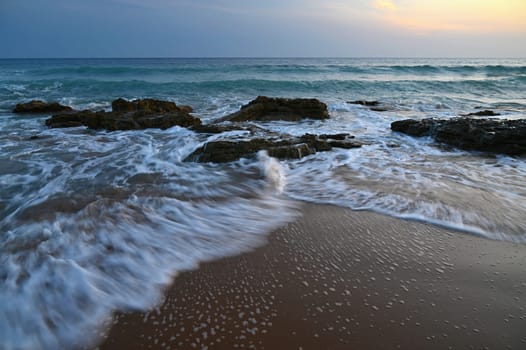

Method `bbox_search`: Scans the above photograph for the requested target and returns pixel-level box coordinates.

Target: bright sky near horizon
[1,0,525,57]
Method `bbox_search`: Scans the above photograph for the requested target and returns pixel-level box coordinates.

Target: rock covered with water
[13,100,74,114]
[347,100,389,112]
[41,96,366,161]
[461,110,500,117]
[46,98,201,131]
[186,133,362,163]
[391,117,526,155]
[218,96,330,122]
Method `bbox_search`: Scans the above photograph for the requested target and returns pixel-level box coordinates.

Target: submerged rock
[391,118,526,155]
[46,98,201,131]
[461,110,501,117]
[348,100,380,107]
[347,100,389,112]
[219,96,329,122]
[13,100,74,114]
[190,123,250,134]
[186,133,362,163]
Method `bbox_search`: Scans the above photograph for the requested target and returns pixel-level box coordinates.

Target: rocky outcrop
[185,133,362,163]
[13,100,74,114]
[46,98,201,131]
[391,118,526,155]
[218,96,329,122]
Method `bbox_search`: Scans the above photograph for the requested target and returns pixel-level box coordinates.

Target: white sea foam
[0,127,298,350]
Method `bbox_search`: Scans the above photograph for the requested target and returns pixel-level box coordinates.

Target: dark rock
[348,100,380,107]
[185,139,288,163]
[186,133,361,163]
[112,98,193,114]
[267,144,315,160]
[370,107,389,112]
[326,140,364,149]
[13,100,74,114]
[348,100,389,112]
[391,118,526,155]
[391,119,436,137]
[219,96,329,122]
[461,110,500,117]
[299,134,332,152]
[318,133,351,140]
[46,98,201,131]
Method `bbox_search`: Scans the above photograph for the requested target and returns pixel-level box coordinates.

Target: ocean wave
[284,143,526,243]
[0,127,298,350]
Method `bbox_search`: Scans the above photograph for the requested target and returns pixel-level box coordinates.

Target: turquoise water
[1,58,526,350]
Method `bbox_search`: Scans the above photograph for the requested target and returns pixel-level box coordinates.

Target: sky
[1,0,525,58]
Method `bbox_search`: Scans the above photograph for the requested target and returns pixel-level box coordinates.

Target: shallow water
[1,57,525,349]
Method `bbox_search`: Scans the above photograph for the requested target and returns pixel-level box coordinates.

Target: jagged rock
[218,96,329,122]
[186,133,361,163]
[13,100,73,114]
[461,110,500,117]
[391,118,526,155]
[45,98,201,131]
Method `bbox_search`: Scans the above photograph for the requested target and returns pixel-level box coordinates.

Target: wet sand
[99,203,526,349]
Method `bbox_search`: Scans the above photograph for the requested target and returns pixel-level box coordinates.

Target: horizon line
[1,56,525,60]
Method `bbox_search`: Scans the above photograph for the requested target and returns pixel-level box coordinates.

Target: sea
[1,57,525,349]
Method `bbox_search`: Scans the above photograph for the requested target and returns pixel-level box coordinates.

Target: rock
[186,133,361,163]
[46,98,201,131]
[348,100,380,107]
[391,119,436,137]
[299,134,332,152]
[348,100,389,112]
[370,107,389,112]
[461,110,500,117]
[219,96,329,122]
[185,139,287,163]
[391,118,526,155]
[112,98,193,114]
[13,100,74,114]
[267,144,315,160]
[318,133,351,140]
[326,139,365,149]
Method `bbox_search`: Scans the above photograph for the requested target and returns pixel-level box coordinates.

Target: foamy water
[1,58,525,349]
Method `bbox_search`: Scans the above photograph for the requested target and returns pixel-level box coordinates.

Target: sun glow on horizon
[373,0,526,33]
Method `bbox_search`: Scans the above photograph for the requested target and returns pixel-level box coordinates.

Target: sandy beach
[98,203,526,350]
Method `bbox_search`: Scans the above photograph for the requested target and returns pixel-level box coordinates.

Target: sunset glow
[373,0,526,33]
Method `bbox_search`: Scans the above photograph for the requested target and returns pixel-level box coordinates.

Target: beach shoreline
[98,203,526,350]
